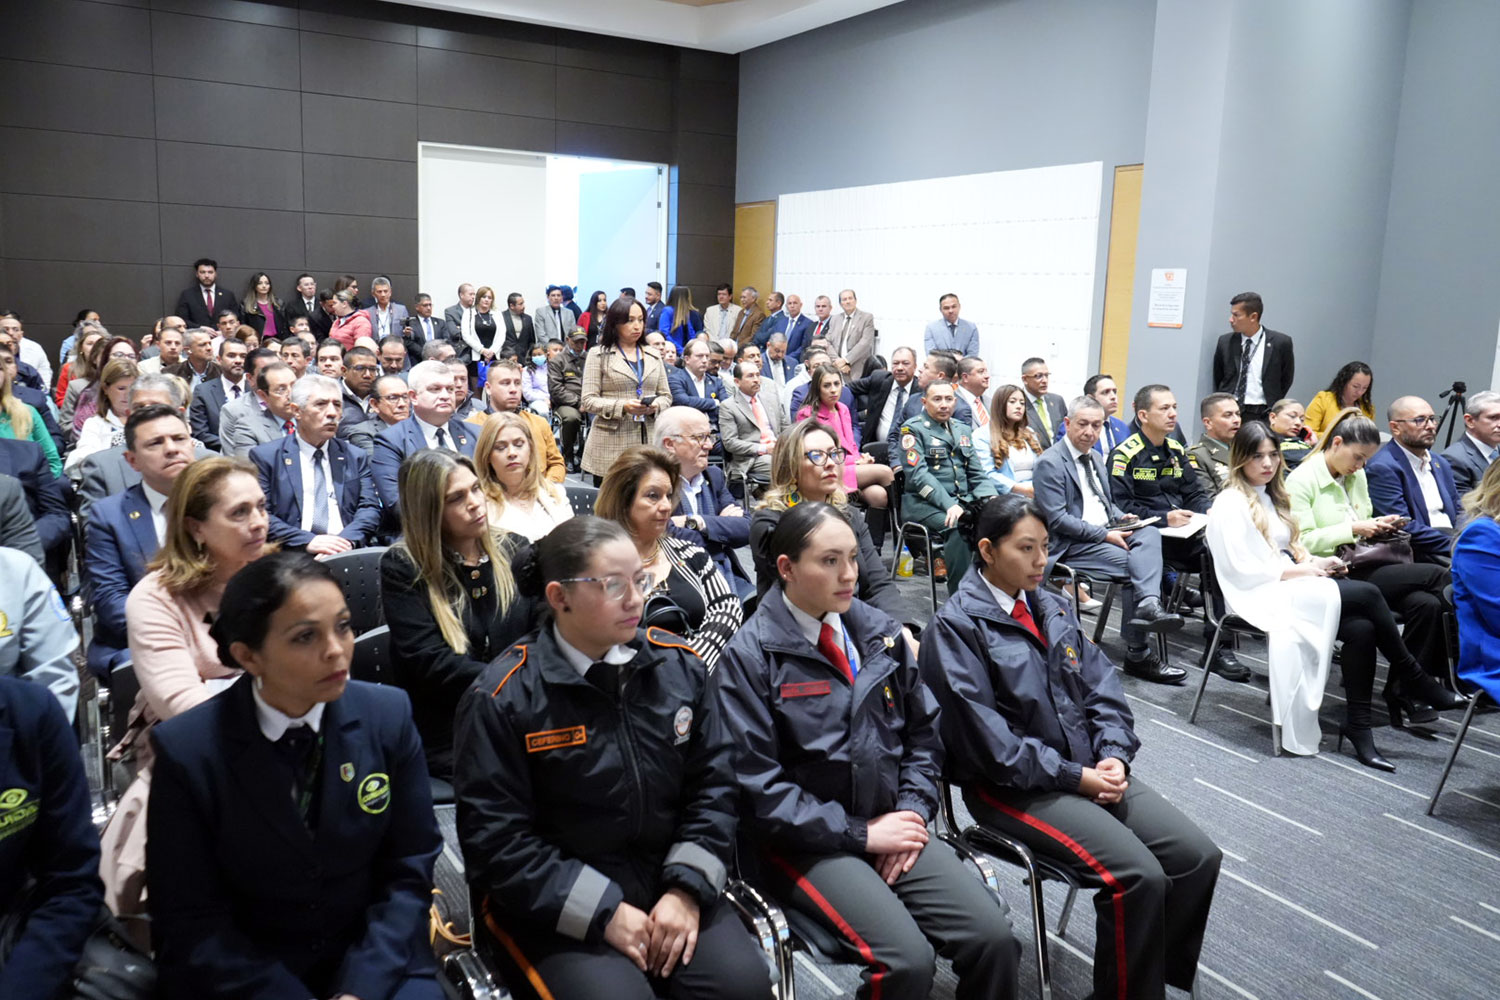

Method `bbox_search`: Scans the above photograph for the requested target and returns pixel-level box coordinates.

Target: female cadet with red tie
[918,494,1221,1000]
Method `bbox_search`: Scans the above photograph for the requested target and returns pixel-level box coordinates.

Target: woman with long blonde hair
[379,448,531,780]
[474,411,571,542]
[974,383,1043,496]
[0,338,61,476]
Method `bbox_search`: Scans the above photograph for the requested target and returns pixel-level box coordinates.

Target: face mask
[531,355,547,368]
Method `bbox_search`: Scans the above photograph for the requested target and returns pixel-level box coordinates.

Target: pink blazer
[797,400,859,491]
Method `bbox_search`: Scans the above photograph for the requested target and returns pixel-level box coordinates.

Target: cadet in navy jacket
[715,502,1018,1000]
[918,495,1220,1000]
[0,675,104,1000]
[146,553,442,1000]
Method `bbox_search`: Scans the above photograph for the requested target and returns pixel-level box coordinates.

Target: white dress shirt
[372,305,394,340]
[141,481,170,545]
[1238,327,1266,405]
[767,357,789,385]
[979,573,1031,618]
[297,436,345,535]
[780,593,860,673]
[1396,442,1453,529]
[418,415,456,450]
[553,623,636,678]
[877,377,915,442]
[252,681,326,741]
[221,374,246,401]
[680,473,707,517]
[1065,436,1110,527]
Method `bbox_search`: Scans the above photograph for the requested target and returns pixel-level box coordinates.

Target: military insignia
[340,763,355,783]
[673,705,693,744]
[128,510,141,519]
[905,449,920,466]
[959,436,970,447]
[883,635,896,649]
[900,433,917,450]
[357,773,392,814]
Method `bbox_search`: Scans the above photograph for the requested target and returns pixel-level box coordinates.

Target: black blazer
[851,369,919,443]
[379,544,535,781]
[1212,328,1295,403]
[280,296,322,335]
[499,310,535,359]
[173,285,240,328]
[188,377,237,452]
[147,675,441,1000]
[0,438,69,555]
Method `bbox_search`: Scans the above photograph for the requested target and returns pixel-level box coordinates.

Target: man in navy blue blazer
[83,404,193,679]
[654,407,753,598]
[1366,395,1466,564]
[372,359,475,511]
[752,293,813,360]
[0,438,68,564]
[187,337,249,452]
[1442,389,1500,494]
[1085,373,1133,455]
[668,338,726,416]
[251,374,381,555]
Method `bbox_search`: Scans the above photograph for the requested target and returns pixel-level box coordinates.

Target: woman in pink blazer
[795,364,893,513]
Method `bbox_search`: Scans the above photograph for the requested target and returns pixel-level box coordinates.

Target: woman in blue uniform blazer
[919,495,1221,1000]
[1453,461,1500,704]
[716,501,1018,1000]
[146,551,443,1000]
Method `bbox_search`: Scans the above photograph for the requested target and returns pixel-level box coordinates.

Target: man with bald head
[1365,394,1466,565]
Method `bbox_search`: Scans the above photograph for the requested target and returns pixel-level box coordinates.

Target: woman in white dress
[474,411,572,543]
[1206,421,1341,756]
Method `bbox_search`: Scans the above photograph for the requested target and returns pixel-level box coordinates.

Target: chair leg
[1427,693,1485,816]
[1054,883,1080,938]
[1092,580,1118,645]
[1188,623,1225,724]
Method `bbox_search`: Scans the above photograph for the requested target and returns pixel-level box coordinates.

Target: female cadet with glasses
[919,494,1221,1000]
[716,501,1019,1000]
[148,551,443,1000]
[453,516,769,1000]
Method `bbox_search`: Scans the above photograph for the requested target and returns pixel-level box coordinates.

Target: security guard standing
[898,380,997,591]
[0,545,80,722]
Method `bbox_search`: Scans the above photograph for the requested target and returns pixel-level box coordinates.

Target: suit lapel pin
[128,510,141,520]
[284,458,294,465]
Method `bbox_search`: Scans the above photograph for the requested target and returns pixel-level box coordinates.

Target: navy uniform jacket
[188,378,237,452]
[370,414,475,510]
[454,626,736,943]
[82,483,157,677]
[715,591,943,856]
[0,676,104,1000]
[919,570,1138,794]
[1107,431,1212,518]
[147,676,441,1000]
[0,439,69,557]
[249,434,382,549]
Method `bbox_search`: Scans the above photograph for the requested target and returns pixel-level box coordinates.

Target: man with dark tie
[281,273,322,335]
[1211,291,1295,425]
[1084,373,1132,455]
[762,333,794,388]
[442,282,477,346]
[830,288,876,378]
[923,293,980,356]
[1443,390,1500,494]
[187,338,249,452]
[805,294,835,345]
[219,353,297,458]
[371,359,475,510]
[751,291,786,348]
[1021,356,1067,445]
[404,293,441,364]
[173,257,239,328]
[668,338,726,416]
[250,373,380,555]
[533,285,578,343]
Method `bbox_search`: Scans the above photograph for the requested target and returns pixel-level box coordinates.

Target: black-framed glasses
[805,447,848,466]
[559,571,653,602]
[682,431,718,447]
[1395,415,1437,427]
[349,364,380,375]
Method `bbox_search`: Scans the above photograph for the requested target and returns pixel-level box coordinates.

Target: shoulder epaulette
[1116,434,1145,458]
[490,644,530,697]
[1166,437,1186,453]
[646,626,700,660]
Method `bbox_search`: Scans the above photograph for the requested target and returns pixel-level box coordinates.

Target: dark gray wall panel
[304,214,414,274]
[0,129,158,202]
[299,30,417,104]
[150,9,301,88]
[557,69,672,128]
[299,7,416,44]
[159,203,305,269]
[678,50,735,84]
[303,154,416,218]
[675,183,735,238]
[155,77,302,150]
[301,93,416,160]
[416,48,555,117]
[414,25,554,64]
[675,131,734,188]
[0,0,152,73]
[0,61,155,138]
[150,0,298,29]
[676,78,737,137]
[556,121,671,165]
[1,194,161,264]
[417,106,555,153]
[157,141,304,210]
[555,33,671,78]
[672,235,734,288]
[6,260,163,325]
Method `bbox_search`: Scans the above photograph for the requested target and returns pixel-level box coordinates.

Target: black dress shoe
[1179,586,1205,610]
[1128,598,1185,634]
[1123,650,1188,685]
[1209,647,1251,682]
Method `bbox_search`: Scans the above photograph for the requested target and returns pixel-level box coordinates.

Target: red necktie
[1011,596,1044,646]
[817,623,855,684]
[283,419,295,435]
[204,288,213,314]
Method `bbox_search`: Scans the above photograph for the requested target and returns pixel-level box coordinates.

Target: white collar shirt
[878,376,915,441]
[252,682,326,741]
[780,592,860,673]
[979,574,1027,618]
[1396,441,1453,529]
[1240,327,1267,405]
[553,624,635,679]
[1467,431,1499,463]
[297,435,345,535]
[418,415,456,451]
[221,374,245,401]
[681,473,706,517]
[141,482,170,546]
[1065,436,1110,526]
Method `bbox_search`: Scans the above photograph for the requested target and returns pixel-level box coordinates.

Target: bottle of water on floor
[896,544,914,577]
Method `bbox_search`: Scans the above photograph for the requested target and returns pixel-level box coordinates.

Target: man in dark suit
[250,373,381,556]
[361,276,409,345]
[654,406,752,598]
[173,258,240,327]
[371,359,476,511]
[1084,373,1133,455]
[499,292,535,358]
[750,291,786,348]
[442,283,477,344]
[1211,291,1295,424]
[402,293,442,366]
[83,404,191,678]
[1020,356,1067,445]
[281,273,322,335]
[1366,395,1466,565]
[754,293,813,362]
[851,346,918,465]
[0,477,42,566]
[668,339,726,416]
[1443,389,1500,493]
[642,281,666,332]
[187,338,249,452]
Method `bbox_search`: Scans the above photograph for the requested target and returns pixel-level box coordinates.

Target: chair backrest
[351,625,393,685]
[109,659,139,746]
[564,483,599,518]
[322,546,388,636]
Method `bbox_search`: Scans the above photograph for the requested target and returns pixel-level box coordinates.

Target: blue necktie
[310,447,329,535]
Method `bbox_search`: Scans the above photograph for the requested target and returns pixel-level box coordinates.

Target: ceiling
[388,0,906,54]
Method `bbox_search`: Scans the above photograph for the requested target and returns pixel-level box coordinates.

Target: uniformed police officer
[0,545,80,722]
[1110,384,1248,681]
[454,516,769,1000]
[898,379,997,591]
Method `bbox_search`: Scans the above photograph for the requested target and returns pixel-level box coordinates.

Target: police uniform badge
[673,705,693,745]
[357,773,392,814]
[340,763,355,783]
[900,433,917,450]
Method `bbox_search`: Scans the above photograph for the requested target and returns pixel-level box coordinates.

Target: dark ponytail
[209,551,339,668]
[518,516,631,598]
[968,495,1045,566]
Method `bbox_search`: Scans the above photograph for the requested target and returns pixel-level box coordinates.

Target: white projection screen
[775,161,1103,401]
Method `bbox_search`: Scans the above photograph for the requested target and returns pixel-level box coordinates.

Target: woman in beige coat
[580,296,670,480]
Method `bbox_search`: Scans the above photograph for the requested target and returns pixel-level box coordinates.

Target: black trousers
[554,404,582,460]
[1239,403,1270,424]
[1162,533,1227,623]
[1355,562,1450,681]
[1334,576,1425,726]
[483,901,770,1000]
[763,842,1020,1000]
[966,777,1221,1000]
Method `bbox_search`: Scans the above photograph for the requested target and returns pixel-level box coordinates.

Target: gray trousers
[764,841,1020,1000]
[965,777,1221,1000]
[1051,525,1165,653]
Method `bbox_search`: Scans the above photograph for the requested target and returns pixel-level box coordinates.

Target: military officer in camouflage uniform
[899,380,997,592]
[1185,392,1241,495]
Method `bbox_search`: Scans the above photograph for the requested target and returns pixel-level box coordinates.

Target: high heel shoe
[1383,688,1438,728]
[1404,673,1470,712]
[1338,726,1396,772]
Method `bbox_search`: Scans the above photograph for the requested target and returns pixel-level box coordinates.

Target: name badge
[526,726,587,753]
[780,680,832,699]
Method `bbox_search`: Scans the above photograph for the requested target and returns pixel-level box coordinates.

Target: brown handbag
[1336,530,1414,573]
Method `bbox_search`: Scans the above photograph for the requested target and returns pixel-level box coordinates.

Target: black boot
[1340,698,1395,772]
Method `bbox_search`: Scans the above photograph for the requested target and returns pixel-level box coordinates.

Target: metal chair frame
[1427,692,1494,816]
[889,520,940,615]
[1186,553,1280,752]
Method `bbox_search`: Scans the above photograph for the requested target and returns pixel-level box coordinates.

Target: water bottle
[896,544,914,578]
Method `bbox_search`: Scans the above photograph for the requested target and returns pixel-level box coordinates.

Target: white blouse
[1253,485,1293,558]
[1008,444,1037,481]
[488,490,572,543]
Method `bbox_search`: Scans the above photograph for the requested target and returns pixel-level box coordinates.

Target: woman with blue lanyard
[580,297,671,485]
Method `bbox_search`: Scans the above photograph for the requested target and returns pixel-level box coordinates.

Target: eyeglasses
[349,365,380,375]
[805,447,848,466]
[559,571,653,602]
[681,432,717,447]
[1395,415,1437,427]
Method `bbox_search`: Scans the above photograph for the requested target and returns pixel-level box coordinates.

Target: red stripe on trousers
[767,852,887,1000]
[976,788,1129,1000]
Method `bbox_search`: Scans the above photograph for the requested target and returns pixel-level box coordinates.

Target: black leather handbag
[1336,530,1414,574]
[0,891,156,1000]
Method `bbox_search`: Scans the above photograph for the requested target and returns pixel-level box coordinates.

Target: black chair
[1046,561,1120,645]
[350,625,394,686]
[564,482,599,517]
[1427,692,1494,816]
[1185,553,1278,751]
[322,546,389,637]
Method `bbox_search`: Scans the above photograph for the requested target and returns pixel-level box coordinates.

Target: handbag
[1336,530,1414,573]
[0,889,156,1000]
